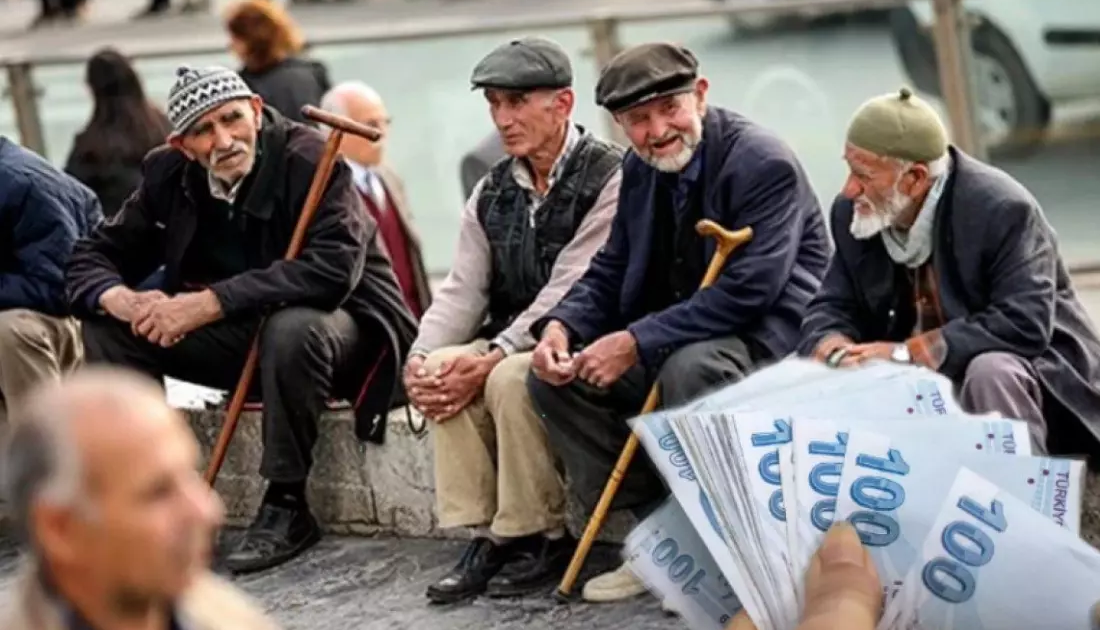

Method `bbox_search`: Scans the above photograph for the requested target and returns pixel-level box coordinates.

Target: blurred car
[714,0,885,33]
[890,1,1100,154]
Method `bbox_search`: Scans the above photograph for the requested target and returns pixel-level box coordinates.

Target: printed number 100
[847,448,909,547]
[652,537,707,595]
[921,496,1006,604]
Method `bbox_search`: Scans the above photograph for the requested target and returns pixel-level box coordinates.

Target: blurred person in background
[224,0,331,125]
[0,137,101,428]
[134,0,208,19]
[65,48,173,219]
[0,367,280,630]
[320,81,432,320]
[409,36,623,605]
[459,131,506,201]
[28,0,86,29]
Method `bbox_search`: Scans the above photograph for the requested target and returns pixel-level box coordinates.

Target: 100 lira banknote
[880,467,1100,630]
[833,429,1084,604]
[625,499,742,630]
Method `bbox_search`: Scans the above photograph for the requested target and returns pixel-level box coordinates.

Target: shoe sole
[484,557,573,599]
[224,528,322,575]
[426,585,488,606]
[484,573,560,599]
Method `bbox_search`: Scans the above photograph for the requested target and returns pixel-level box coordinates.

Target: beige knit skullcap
[845,87,948,163]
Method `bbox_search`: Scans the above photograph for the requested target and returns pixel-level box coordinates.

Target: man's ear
[693,77,710,114]
[34,502,82,565]
[250,95,264,126]
[555,88,576,118]
[167,135,196,161]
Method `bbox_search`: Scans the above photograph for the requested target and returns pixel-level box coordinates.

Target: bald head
[3,367,222,606]
[320,81,390,167]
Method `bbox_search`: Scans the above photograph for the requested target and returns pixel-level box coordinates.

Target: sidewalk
[0,531,669,629]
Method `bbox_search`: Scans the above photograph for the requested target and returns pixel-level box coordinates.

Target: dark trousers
[82,306,367,484]
[527,335,759,516]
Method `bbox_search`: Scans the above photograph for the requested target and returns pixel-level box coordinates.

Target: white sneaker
[581,563,648,602]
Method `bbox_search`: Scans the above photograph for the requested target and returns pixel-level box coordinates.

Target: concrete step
[187,406,637,540]
[188,406,1100,549]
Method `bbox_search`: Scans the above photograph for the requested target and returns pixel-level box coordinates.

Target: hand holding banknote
[727,524,881,630]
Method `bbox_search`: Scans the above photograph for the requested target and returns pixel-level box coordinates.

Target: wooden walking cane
[555,219,754,599]
[203,105,383,485]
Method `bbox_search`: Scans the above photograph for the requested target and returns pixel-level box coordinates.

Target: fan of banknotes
[624,358,1100,630]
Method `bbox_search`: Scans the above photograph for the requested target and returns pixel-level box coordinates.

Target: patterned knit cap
[166,64,254,134]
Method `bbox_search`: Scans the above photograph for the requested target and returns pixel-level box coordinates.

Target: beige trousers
[0,309,83,426]
[428,340,566,538]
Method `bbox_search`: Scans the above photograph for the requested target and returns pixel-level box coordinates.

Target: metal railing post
[585,17,628,146]
[4,63,47,157]
[929,0,986,160]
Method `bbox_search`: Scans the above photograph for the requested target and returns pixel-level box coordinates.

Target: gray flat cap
[595,42,699,113]
[470,36,573,91]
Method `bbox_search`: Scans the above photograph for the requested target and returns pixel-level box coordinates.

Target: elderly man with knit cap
[798,87,1100,456]
[528,42,832,602]
[66,65,418,574]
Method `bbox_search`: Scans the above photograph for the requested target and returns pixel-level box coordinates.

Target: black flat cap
[470,36,573,92]
[595,42,700,113]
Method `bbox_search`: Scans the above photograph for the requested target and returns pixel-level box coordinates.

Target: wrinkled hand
[531,321,576,386]
[132,290,222,347]
[98,286,170,323]
[574,330,638,389]
[406,351,501,422]
[727,523,881,630]
[842,342,896,367]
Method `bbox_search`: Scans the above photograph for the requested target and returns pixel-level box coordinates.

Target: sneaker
[581,562,648,602]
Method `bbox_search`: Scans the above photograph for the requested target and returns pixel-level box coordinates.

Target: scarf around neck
[881,160,951,268]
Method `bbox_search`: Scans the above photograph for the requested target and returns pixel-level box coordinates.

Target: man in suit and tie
[320,82,432,319]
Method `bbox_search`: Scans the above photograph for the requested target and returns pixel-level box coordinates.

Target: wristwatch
[890,343,912,364]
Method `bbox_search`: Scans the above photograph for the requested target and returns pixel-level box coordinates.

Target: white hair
[320,81,383,117]
[2,368,165,544]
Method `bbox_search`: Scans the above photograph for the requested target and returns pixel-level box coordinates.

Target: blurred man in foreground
[320,81,432,319]
[797,87,1100,456]
[0,366,279,630]
[409,36,622,604]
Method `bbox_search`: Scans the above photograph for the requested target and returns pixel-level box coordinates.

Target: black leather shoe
[486,533,576,598]
[224,503,321,575]
[426,538,514,605]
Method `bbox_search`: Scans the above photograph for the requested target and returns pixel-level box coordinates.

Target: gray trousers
[957,351,1047,454]
[527,335,759,515]
[81,306,368,483]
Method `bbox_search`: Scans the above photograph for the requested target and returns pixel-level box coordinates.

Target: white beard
[849,184,912,240]
[637,116,703,173]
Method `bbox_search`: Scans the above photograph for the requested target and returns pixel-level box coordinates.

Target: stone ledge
[187,407,1100,548]
[187,407,636,541]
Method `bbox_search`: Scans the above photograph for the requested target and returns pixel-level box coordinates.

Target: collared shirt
[44,572,187,630]
[207,170,245,205]
[346,159,388,210]
[669,144,704,214]
[509,123,581,226]
[65,610,186,630]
